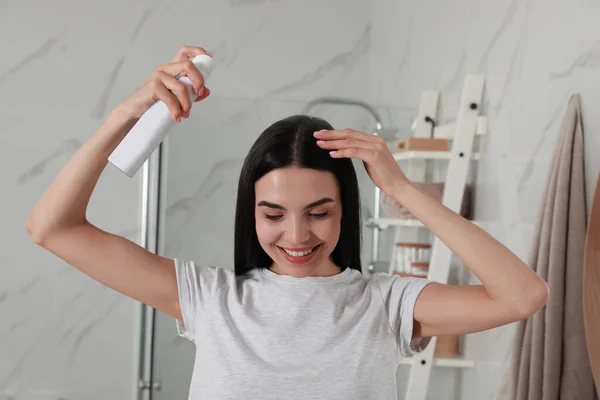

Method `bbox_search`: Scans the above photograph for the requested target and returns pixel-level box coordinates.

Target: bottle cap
[190,54,214,79]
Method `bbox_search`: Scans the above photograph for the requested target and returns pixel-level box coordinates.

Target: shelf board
[368,217,479,229]
[368,218,426,229]
[399,356,475,368]
[393,151,480,161]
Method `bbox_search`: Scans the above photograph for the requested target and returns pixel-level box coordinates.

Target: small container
[411,261,429,277]
[394,243,431,274]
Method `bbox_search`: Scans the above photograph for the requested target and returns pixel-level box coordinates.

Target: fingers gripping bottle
[108,54,214,177]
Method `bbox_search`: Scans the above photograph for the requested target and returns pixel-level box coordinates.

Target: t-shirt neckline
[259,266,354,284]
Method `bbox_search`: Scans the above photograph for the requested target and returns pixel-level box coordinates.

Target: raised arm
[390,181,548,337]
[314,128,549,338]
[25,46,212,321]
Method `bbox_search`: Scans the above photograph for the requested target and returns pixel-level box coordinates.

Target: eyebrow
[257,198,335,211]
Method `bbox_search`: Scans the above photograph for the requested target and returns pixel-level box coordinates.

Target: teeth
[283,246,316,257]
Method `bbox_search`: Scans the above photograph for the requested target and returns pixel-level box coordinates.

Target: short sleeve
[375,274,433,356]
[174,258,231,342]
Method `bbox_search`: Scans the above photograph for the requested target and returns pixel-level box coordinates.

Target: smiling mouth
[276,244,322,264]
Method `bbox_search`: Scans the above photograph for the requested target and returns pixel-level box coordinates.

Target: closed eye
[265,214,283,221]
[264,212,329,221]
[310,211,329,219]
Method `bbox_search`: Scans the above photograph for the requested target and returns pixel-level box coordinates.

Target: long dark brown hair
[233,115,362,275]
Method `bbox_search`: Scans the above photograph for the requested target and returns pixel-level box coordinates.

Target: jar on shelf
[394,243,431,274]
[411,261,429,277]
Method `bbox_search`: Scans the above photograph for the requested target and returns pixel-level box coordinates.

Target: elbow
[515,280,549,319]
[25,214,38,240]
[25,213,88,246]
[25,214,48,245]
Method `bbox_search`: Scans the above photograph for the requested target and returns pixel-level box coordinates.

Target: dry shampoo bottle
[109,54,214,177]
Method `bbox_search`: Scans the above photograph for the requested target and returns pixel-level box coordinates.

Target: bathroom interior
[2,0,600,399]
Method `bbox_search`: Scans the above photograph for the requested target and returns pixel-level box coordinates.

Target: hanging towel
[508,94,593,399]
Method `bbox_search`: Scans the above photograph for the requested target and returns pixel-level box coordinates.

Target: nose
[286,216,311,245]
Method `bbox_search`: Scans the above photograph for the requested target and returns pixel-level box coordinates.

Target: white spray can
[109,54,214,177]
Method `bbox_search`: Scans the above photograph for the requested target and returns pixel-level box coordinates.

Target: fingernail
[206,50,213,57]
[316,140,325,145]
[198,87,204,96]
[329,151,337,156]
[314,130,324,136]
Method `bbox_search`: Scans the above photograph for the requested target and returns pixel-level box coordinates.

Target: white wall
[1,2,145,399]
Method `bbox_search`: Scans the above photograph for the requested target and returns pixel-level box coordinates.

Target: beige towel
[508,94,593,399]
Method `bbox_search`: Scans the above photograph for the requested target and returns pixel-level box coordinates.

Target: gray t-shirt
[175,258,432,400]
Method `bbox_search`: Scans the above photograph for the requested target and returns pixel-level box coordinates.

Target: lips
[277,244,321,264]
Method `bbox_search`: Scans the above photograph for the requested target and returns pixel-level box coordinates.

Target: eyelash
[265,212,329,221]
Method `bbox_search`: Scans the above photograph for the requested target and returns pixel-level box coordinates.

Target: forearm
[26,106,138,237]
[392,181,548,314]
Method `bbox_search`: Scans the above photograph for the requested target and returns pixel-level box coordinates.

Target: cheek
[255,217,280,245]
[317,215,342,245]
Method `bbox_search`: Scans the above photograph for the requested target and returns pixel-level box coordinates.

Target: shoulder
[368,272,432,301]
[174,258,237,296]
[366,272,402,291]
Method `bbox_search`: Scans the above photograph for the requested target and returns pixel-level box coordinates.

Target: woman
[25,46,549,399]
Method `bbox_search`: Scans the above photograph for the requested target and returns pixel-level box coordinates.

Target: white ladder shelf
[368,75,486,400]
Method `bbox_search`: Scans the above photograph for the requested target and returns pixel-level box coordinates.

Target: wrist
[389,178,414,202]
[112,103,142,123]
[90,107,140,156]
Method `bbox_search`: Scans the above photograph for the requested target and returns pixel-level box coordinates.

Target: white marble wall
[1,1,146,399]
[368,0,600,399]
[3,0,599,399]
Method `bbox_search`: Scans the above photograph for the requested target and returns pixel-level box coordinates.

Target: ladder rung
[399,356,475,368]
[432,116,487,139]
[368,218,425,229]
[393,151,481,161]
[368,218,478,229]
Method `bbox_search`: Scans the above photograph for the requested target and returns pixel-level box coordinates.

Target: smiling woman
[167,115,436,398]
[25,46,547,400]
[169,114,547,398]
